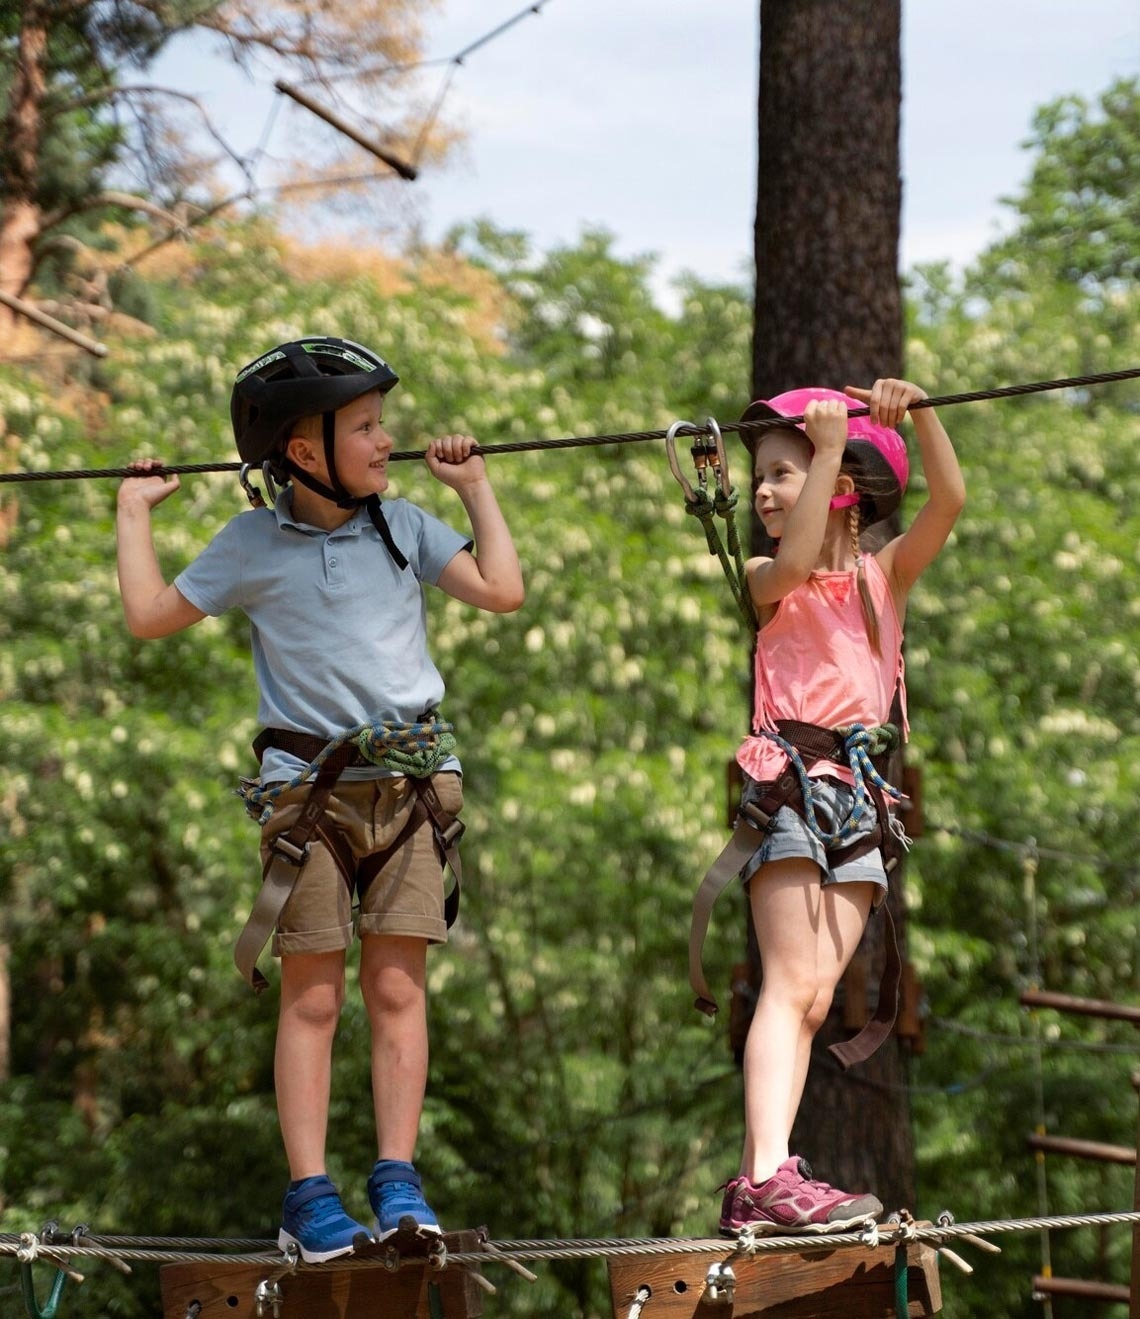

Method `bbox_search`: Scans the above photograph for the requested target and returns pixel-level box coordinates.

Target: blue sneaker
[367,1160,441,1241]
[278,1175,373,1263]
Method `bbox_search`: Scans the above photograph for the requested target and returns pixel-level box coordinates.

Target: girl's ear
[833,472,855,498]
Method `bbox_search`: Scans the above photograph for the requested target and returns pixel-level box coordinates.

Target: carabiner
[239,463,265,509]
[702,416,732,499]
[665,420,698,502]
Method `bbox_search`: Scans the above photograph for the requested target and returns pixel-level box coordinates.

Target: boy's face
[291,389,393,498]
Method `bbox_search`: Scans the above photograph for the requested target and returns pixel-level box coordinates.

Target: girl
[718,378,965,1235]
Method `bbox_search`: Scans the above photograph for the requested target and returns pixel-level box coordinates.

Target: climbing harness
[664,416,756,630]
[760,722,905,846]
[688,719,907,1069]
[232,715,464,993]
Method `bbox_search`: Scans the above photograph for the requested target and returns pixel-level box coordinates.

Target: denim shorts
[740,774,889,902]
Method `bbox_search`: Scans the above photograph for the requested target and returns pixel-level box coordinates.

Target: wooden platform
[159,1229,485,1318]
[608,1238,941,1317]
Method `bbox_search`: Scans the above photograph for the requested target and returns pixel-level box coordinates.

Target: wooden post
[159,1230,486,1319]
[608,1239,941,1318]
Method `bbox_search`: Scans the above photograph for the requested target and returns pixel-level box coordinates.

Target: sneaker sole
[374,1212,443,1244]
[277,1227,370,1263]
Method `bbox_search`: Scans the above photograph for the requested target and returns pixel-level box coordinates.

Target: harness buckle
[439,818,466,847]
[271,835,311,866]
[738,800,771,831]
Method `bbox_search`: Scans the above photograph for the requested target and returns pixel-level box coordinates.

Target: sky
[151,1,1139,307]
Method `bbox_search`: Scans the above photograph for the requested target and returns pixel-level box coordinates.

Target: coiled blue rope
[760,722,903,843]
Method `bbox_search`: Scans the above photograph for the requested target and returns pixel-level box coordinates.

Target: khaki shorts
[258,773,463,956]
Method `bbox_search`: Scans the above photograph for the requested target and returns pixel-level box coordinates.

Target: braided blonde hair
[849,504,881,656]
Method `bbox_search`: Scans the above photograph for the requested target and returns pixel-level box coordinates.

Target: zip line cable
[2,365,1139,487]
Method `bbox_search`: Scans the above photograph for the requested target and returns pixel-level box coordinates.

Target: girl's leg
[359,933,429,1161]
[740,861,873,1182]
[276,949,347,1179]
[783,880,875,1134]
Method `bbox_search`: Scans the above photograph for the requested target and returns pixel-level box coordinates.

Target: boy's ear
[285,434,320,471]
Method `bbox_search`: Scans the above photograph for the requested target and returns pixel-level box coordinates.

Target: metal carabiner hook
[665,420,698,502]
[239,463,265,509]
[702,416,732,499]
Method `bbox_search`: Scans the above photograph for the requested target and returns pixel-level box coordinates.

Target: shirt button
[328,557,338,567]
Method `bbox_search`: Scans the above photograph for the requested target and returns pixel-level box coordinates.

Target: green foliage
[0,219,753,1316]
[2,76,1139,1319]
[900,76,1140,1319]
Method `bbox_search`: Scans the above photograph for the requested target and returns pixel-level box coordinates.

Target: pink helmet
[740,386,909,525]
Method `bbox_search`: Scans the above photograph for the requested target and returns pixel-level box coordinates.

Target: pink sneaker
[718,1156,883,1235]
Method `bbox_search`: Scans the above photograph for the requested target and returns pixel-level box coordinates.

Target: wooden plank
[1019,989,1140,1026]
[1033,1275,1130,1303]
[1026,1132,1136,1166]
[159,1230,484,1319]
[608,1241,941,1318]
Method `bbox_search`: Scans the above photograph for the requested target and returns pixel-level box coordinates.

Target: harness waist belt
[234,731,464,993]
[687,719,903,1069]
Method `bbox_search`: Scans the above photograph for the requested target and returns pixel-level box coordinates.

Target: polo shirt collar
[273,487,367,537]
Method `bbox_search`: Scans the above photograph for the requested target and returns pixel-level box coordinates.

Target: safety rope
[758,722,903,844]
[2,366,1138,486]
[4,1209,1138,1269]
[237,717,456,822]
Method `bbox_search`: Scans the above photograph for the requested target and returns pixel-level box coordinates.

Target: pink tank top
[736,554,908,787]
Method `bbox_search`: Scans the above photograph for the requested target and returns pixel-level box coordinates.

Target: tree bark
[0,1,49,329]
[748,0,915,1213]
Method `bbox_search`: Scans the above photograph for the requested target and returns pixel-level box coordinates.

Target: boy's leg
[360,932,442,1238]
[359,933,429,1160]
[276,949,346,1177]
[276,948,373,1261]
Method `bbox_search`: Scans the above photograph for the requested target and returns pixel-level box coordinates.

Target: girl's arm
[848,379,966,607]
[429,436,525,614]
[117,463,207,638]
[746,398,848,606]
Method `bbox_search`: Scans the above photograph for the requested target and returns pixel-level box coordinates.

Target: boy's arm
[116,466,207,638]
[427,437,525,613]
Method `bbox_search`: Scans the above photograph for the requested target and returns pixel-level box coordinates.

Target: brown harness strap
[233,730,463,994]
[234,742,357,993]
[687,722,904,1069]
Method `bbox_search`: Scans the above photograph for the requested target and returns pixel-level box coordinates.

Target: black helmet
[231,336,399,465]
[230,336,409,570]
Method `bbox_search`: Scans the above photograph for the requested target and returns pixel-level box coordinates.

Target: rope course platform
[3,1210,1138,1318]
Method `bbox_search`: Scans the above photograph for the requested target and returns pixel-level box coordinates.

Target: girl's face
[752,428,812,537]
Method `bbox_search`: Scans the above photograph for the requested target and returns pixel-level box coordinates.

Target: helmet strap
[829,492,860,511]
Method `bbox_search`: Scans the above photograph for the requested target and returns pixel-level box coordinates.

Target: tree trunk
[0,1,48,329]
[748,0,915,1213]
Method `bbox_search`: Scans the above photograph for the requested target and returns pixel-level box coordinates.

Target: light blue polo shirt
[174,489,471,783]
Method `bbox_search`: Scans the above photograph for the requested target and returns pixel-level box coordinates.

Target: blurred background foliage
[0,76,1138,1319]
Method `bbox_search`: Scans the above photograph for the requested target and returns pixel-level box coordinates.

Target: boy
[116,336,524,1262]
